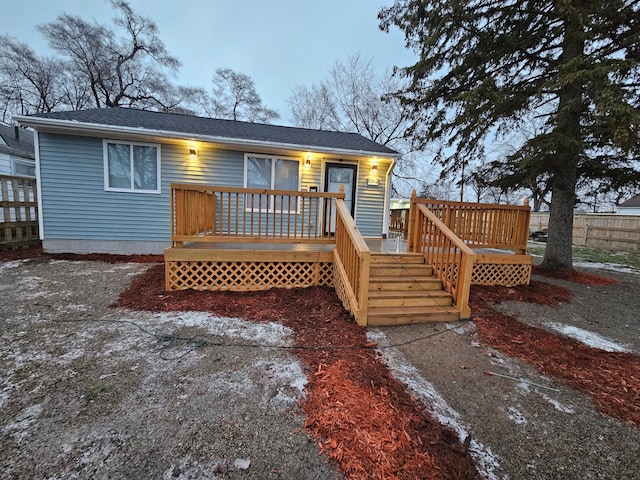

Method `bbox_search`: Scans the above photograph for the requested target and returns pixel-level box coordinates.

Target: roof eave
[14,115,400,160]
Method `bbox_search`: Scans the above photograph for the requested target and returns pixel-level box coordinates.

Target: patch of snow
[546,322,630,352]
[255,359,307,404]
[367,330,504,480]
[162,454,224,480]
[57,304,89,313]
[60,349,85,363]
[4,403,44,444]
[542,394,575,414]
[152,311,294,345]
[507,406,527,425]
[574,261,639,275]
[0,259,28,273]
[445,321,476,335]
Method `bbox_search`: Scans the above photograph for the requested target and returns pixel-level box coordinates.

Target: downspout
[32,129,44,241]
[382,157,396,237]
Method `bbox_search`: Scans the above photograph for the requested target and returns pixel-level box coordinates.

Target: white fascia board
[14,116,401,161]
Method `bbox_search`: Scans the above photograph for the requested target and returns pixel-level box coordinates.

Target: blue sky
[0,0,417,124]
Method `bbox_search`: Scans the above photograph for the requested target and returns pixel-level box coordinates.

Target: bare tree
[37,0,181,110]
[0,36,67,121]
[288,53,432,197]
[196,68,279,123]
[288,53,408,146]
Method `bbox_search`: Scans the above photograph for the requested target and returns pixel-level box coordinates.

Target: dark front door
[324,163,357,233]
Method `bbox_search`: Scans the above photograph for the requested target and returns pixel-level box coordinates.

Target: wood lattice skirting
[471,263,532,287]
[166,260,334,291]
[332,263,353,318]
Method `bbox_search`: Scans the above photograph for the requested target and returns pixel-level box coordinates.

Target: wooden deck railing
[407,194,531,254]
[333,196,370,326]
[171,183,344,246]
[410,203,476,318]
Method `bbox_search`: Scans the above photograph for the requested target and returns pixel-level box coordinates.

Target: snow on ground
[573,261,640,275]
[546,322,630,352]
[367,330,503,480]
[507,406,527,425]
[542,394,575,414]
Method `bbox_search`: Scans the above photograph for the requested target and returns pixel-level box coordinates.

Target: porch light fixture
[304,154,311,167]
[371,161,378,173]
[189,146,197,158]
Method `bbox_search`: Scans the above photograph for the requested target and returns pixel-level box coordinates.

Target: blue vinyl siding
[38,132,388,242]
[39,134,167,240]
[355,163,387,237]
[38,134,245,242]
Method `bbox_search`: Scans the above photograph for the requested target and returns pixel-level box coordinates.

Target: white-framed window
[103,140,161,193]
[12,158,36,177]
[244,154,300,212]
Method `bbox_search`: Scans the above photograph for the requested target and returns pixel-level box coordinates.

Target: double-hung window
[244,154,299,212]
[104,140,161,193]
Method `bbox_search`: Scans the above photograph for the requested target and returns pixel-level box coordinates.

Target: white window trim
[243,153,301,213]
[103,139,161,194]
[11,157,36,178]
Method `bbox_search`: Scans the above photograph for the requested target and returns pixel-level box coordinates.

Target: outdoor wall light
[189,146,197,158]
[371,161,378,173]
[305,154,311,167]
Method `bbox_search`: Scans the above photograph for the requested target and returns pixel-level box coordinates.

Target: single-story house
[16,108,399,255]
[0,124,36,177]
[617,194,640,215]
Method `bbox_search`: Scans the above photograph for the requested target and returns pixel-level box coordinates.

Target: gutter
[14,115,401,161]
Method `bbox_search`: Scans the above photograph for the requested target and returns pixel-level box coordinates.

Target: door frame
[323,162,358,234]
[324,162,357,215]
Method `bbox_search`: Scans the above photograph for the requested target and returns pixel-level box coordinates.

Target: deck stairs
[367,252,460,326]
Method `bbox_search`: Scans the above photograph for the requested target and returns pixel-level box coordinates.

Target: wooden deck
[164,184,532,327]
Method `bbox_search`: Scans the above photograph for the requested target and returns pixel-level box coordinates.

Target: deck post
[406,190,417,252]
[515,198,531,255]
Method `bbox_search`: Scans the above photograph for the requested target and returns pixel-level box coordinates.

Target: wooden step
[369,263,433,277]
[369,276,443,291]
[370,253,425,264]
[368,290,452,308]
[367,306,460,326]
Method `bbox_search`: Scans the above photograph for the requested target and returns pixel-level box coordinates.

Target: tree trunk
[541,3,584,271]
[542,163,577,269]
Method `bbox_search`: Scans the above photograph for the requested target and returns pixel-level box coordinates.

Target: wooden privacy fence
[408,195,531,254]
[171,183,344,246]
[530,212,640,253]
[0,175,38,249]
[333,197,371,326]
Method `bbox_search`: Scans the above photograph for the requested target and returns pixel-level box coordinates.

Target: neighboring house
[0,124,36,177]
[617,194,640,215]
[16,108,399,254]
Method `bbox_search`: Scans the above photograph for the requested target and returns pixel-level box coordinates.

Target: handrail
[411,204,476,318]
[170,183,344,246]
[333,197,370,326]
[408,195,531,254]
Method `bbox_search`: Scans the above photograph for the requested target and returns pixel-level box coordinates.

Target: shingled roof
[18,108,398,157]
[0,124,35,160]
[618,194,640,208]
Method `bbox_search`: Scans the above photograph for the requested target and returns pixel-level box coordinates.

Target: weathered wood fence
[0,175,38,249]
[530,212,640,253]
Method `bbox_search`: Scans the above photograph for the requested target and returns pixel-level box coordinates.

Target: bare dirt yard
[1,247,639,479]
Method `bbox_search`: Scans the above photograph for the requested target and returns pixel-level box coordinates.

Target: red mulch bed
[0,244,162,264]
[115,264,480,480]
[532,265,619,285]
[471,283,640,428]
